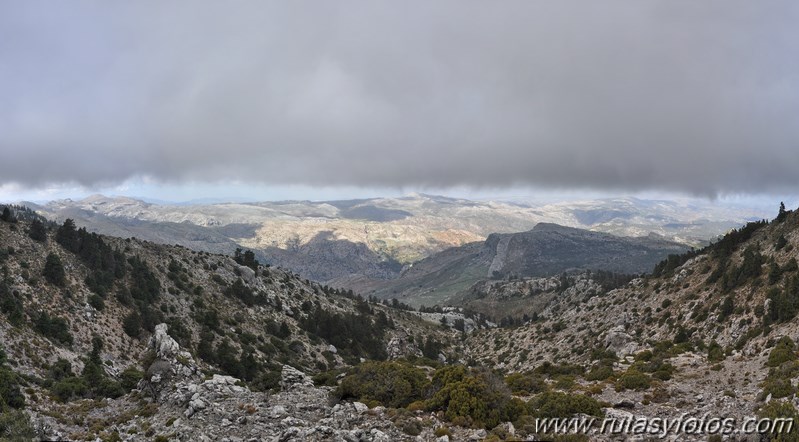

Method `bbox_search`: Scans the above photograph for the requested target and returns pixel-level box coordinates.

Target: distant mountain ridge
[334,223,690,307]
[27,193,762,284]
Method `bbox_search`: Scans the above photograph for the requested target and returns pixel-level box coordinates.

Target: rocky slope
[461,206,799,439]
[0,209,463,441]
[2,204,798,441]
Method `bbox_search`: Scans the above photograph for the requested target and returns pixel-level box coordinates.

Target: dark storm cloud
[1,1,798,195]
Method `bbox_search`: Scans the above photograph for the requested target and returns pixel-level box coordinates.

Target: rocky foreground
[33,324,483,442]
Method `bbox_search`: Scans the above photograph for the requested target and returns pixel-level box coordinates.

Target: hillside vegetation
[2,203,799,441]
[0,208,459,440]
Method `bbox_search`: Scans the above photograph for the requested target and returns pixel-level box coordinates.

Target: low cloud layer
[1,1,798,196]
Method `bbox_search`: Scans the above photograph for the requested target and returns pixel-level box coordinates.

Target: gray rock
[280,365,313,390]
[604,325,639,357]
[151,323,181,360]
[352,402,369,414]
[237,265,257,284]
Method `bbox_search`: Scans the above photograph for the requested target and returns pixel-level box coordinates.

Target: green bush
[252,370,281,392]
[122,311,142,338]
[707,341,725,362]
[615,371,651,391]
[758,401,799,442]
[767,337,797,368]
[312,369,341,387]
[120,367,144,391]
[585,364,614,382]
[528,391,603,418]
[47,358,74,382]
[0,365,24,410]
[34,312,73,346]
[505,372,547,394]
[761,377,796,399]
[589,348,617,363]
[534,361,585,377]
[336,361,428,408]
[95,378,125,399]
[88,293,105,311]
[51,376,88,402]
[426,366,516,429]
[0,409,36,441]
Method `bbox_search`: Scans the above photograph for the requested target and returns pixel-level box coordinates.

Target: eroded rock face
[386,334,421,360]
[151,323,180,359]
[604,325,639,357]
[139,323,201,401]
[177,374,250,418]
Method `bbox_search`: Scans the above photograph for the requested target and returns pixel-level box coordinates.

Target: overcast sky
[1,1,798,201]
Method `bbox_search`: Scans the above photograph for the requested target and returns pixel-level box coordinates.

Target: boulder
[604,325,639,357]
[280,365,314,390]
[237,265,256,284]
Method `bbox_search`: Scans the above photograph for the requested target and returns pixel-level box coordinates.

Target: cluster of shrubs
[298,300,391,362]
[233,248,260,271]
[194,318,296,392]
[0,345,25,410]
[45,337,141,402]
[56,219,127,297]
[334,360,603,431]
[768,256,799,284]
[0,264,24,326]
[0,344,35,441]
[33,311,74,346]
[652,214,772,281]
[766,275,799,324]
[120,255,164,338]
[760,336,799,400]
[600,344,677,392]
[49,218,167,340]
[224,278,270,307]
[584,348,618,382]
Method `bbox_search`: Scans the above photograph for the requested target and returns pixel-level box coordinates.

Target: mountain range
[335,222,689,307]
[27,194,766,285]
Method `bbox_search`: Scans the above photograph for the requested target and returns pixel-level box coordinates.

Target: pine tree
[43,253,66,286]
[0,207,13,222]
[778,202,788,222]
[122,311,142,338]
[28,218,47,242]
[55,219,80,252]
